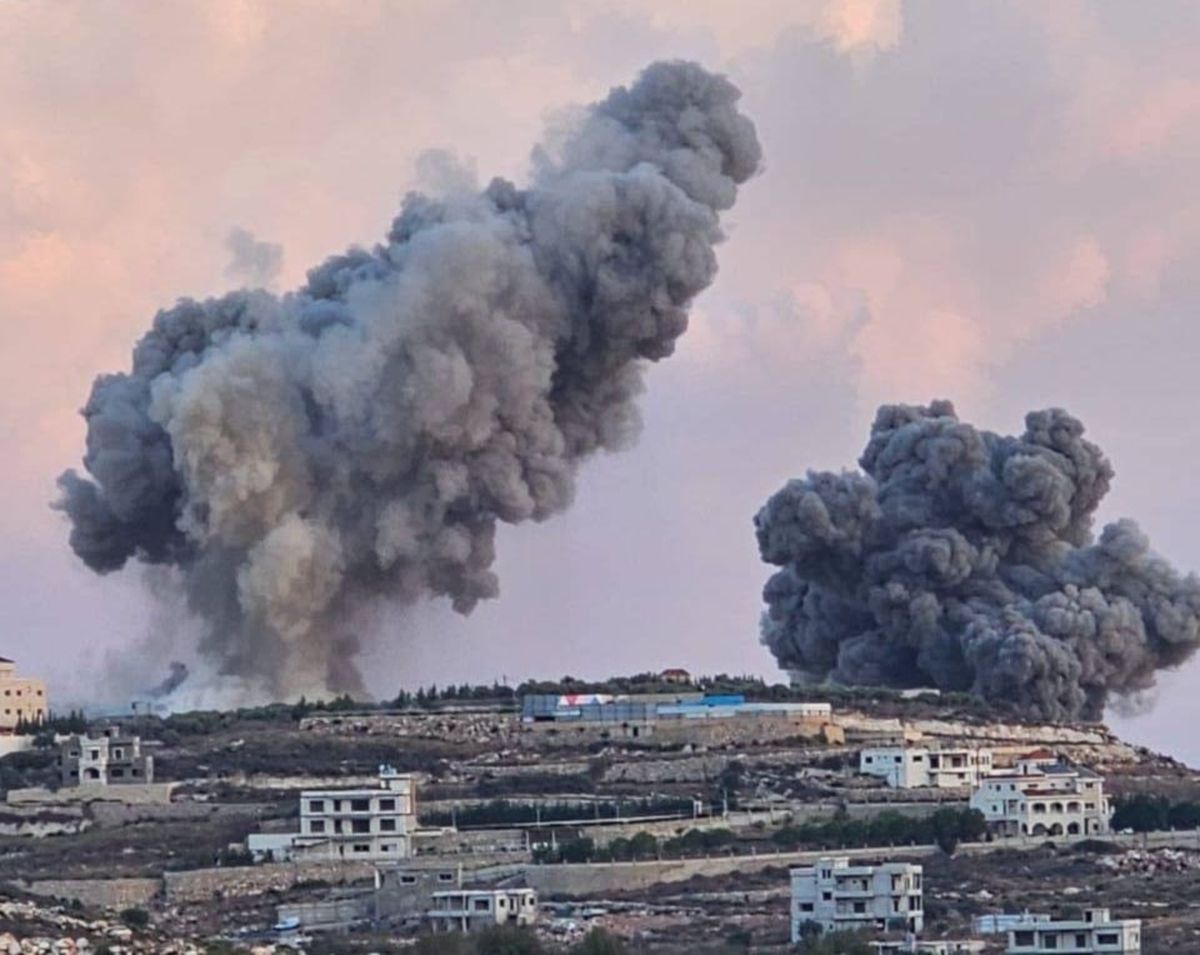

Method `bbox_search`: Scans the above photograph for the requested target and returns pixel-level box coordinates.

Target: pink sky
[4,1,1200,758]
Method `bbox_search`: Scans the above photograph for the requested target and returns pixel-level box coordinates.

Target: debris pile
[1096,848,1199,874]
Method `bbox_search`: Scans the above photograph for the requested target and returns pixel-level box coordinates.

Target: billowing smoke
[755,401,1200,721]
[148,661,189,698]
[56,61,762,700]
[224,227,283,288]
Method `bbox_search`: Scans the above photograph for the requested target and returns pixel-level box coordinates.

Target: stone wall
[21,878,161,909]
[0,804,89,838]
[90,800,267,828]
[6,783,175,806]
[301,711,520,747]
[162,860,375,904]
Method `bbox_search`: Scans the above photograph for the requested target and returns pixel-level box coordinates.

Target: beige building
[0,658,47,732]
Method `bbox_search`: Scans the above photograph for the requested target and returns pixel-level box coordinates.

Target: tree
[472,925,544,955]
[119,908,150,929]
[569,929,628,955]
[628,831,658,859]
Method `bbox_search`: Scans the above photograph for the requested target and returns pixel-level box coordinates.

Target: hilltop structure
[0,658,47,733]
[249,766,418,861]
[859,744,994,789]
[58,727,153,786]
[969,751,1110,838]
[790,856,924,940]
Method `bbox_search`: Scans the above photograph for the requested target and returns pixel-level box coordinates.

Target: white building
[1006,908,1140,954]
[970,753,1110,838]
[871,942,984,954]
[860,746,993,789]
[426,888,538,933]
[249,766,417,861]
[791,856,924,941]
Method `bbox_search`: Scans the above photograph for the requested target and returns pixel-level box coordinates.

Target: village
[4,657,1200,954]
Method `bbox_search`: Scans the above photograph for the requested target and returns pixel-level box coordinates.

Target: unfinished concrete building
[59,727,153,786]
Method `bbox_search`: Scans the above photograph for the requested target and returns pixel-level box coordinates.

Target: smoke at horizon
[755,401,1200,721]
[56,61,762,702]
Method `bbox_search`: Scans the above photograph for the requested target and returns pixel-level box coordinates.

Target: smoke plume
[755,401,1200,721]
[224,227,284,288]
[56,61,762,700]
[148,661,189,698]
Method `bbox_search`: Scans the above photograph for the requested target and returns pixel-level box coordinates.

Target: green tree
[119,908,150,929]
[569,929,628,955]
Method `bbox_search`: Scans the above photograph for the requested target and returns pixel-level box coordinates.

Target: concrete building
[523,693,841,746]
[871,942,984,954]
[860,745,993,789]
[970,754,1110,838]
[791,856,924,941]
[248,766,418,861]
[58,727,153,786]
[659,668,692,685]
[0,658,47,733]
[425,888,537,933]
[1006,909,1140,953]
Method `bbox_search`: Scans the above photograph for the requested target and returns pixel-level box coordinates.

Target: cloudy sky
[4,1,1200,758]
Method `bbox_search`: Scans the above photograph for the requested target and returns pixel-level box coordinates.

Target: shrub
[119,908,150,929]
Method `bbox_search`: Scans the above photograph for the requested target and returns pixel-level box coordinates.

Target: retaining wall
[163,860,375,903]
[21,877,161,909]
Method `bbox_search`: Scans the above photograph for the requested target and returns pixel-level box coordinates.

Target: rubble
[1096,848,1200,875]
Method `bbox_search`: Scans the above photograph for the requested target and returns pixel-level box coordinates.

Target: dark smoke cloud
[149,661,189,698]
[755,401,1200,721]
[56,61,762,700]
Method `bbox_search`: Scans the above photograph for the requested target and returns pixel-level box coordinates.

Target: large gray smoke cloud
[57,61,761,700]
[755,401,1200,721]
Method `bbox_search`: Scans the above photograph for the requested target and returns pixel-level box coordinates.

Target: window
[1042,933,1058,949]
[352,843,370,853]
[439,872,456,883]
[798,903,813,912]
[113,749,123,759]
[400,875,417,885]
[1013,931,1034,946]
[90,750,100,759]
[1096,934,1118,945]
[309,800,325,813]
[111,768,124,778]
[473,899,490,912]
[1075,934,1086,947]
[310,820,326,833]
[379,798,396,811]
[822,892,832,901]
[853,902,865,914]
[380,818,396,832]
[351,798,370,812]
[498,897,507,908]
[351,819,370,833]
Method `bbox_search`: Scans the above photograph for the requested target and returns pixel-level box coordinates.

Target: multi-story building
[425,888,538,933]
[970,753,1110,838]
[59,727,153,786]
[860,746,993,789]
[870,942,984,954]
[248,766,417,861]
[790,856,924,940]
[0,658,47,733]
[1006,908,1140,954]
